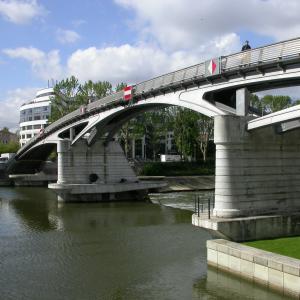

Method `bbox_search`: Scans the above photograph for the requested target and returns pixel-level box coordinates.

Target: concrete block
[229,255,241,273]
[241,251,254,262]
[217,243,229,254]
[268,259,283,271]
[268,268,284,290]
[207,248,218,265]
[229,247,241,258]
[284,273,300,294]
[254,255,268,267]
[283,264,300,276]
[240,259,254,278]
[254,263,268,282]
[217,252,229,269]
[206,240,217,250]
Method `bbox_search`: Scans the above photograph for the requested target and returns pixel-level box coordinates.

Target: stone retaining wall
[207,239,300,297]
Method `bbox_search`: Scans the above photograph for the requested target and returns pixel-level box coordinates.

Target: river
[0,187,287,299]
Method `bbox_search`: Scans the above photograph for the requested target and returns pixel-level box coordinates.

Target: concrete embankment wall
[207,239,300,297]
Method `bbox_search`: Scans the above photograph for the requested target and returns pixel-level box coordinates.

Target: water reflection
[5,188,57,232]
[194,266,289,299]
[0,187,291,300]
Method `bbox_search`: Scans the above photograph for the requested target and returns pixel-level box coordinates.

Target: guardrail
[17,37,300,157]
[194,193,215,219]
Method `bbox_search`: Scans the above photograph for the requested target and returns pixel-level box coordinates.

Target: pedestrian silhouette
[242,40,251,51]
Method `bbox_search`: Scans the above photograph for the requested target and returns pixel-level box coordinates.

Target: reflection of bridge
[8,38,300,226]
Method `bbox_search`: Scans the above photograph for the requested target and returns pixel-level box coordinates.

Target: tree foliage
[49,76,113,123]
[196,115,214,162]
[250,94,292,114]
[0,141,19,154]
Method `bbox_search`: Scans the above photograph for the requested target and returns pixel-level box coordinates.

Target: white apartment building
[19,88,54,146]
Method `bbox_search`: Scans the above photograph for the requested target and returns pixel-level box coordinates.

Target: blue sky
[1,0,300,130]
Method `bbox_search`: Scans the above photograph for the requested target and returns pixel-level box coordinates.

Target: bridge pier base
[194,114,300,240]
[49,139,165,202]
[213,115,300,218]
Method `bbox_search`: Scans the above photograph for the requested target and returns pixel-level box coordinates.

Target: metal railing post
[208,196,211,219]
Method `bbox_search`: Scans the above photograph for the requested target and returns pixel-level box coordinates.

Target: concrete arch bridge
[8,37,300,230]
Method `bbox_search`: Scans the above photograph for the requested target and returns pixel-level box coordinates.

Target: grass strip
[244,236,300,260]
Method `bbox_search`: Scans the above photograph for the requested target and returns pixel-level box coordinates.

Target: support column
[57,139,70,184]
[141,136,146,159]
[213,115,300,218]
[236,87,250,116]
[132,138,136,159]
[69,127,75,141]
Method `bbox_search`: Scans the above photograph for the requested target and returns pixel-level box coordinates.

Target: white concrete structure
[19,88,54,146]
[214,114,300,218]
[207,239,300,297]
[50,138,165,202]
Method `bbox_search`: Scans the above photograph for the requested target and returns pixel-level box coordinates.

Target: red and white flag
[123,86,133,101]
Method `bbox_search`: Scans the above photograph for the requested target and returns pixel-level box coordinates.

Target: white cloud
[0,0,46,24]
[66,35,240,85]
[56,28,80,44]
[2,36,239,87]
[0,87,38,131]
[67,44,170,85]
[115,0,300,51]
[3,47,63,80]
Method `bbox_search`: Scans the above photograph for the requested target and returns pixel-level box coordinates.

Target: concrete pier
[214,115,300,218]
[50,139,166,202]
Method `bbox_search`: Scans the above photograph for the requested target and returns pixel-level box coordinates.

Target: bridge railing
[221,37,300,71]
[17,37,300,157]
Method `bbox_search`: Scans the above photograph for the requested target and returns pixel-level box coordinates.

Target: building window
[26,134,32,139]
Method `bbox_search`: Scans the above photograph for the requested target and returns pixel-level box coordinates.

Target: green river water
[0,187,288,299]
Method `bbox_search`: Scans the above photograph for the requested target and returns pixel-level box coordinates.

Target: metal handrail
[17,37,300,156]
[194,193,215,219]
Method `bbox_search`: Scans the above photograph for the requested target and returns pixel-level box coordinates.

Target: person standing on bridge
[241,40,251,65]
[241,40,251,51]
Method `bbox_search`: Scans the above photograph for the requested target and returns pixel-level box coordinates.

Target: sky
[1,0,300,130]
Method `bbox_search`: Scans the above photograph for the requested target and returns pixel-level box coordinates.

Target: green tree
[173,108,199,161]
[0,141,19,154]
[196,115,214,162]
[116,82,127,92]
[262,95,291,113]
[49,76,114,123]
[143,110,171,160]
[250,94,265,115]
[80,80,112,102]
[49,76,84,122]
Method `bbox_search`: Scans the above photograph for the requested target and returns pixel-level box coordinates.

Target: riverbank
[139,175,215,193]
[207,239,300,297]
[245,236,300,260]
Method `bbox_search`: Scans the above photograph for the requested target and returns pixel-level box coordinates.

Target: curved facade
[19,88,54,146]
